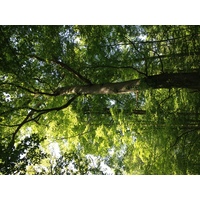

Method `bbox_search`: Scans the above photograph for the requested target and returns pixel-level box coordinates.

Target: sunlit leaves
[0,25,200,175]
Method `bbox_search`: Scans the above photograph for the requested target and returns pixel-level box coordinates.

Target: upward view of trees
[0,25,200,174]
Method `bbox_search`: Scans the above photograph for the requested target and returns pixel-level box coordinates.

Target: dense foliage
[0,25,200,174]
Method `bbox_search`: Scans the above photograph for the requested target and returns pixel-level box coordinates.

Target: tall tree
[0,25,200,174]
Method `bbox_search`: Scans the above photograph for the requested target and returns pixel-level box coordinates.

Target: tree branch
[154,127,199,162]
[26,54,92,85]
[53,60,92,85]
[170,128,199,148]
[124,36,148,76]
[1,82,55,96]
[88,65,147,77]
[28,95,79,113]
[9,95,79,149]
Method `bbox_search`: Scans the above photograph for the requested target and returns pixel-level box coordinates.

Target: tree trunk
[55,72,200,95]
[145,72,200,90]
[83,108,146,115]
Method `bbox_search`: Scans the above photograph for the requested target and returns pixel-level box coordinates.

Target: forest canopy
[0,25,200,174]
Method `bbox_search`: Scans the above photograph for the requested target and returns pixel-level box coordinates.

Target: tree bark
[55,79,141,95]
[145,72,200,90]
[54,72,200,95]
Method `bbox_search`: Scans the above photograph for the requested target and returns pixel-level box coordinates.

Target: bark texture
[55,72,200,95]
[145,72,200,90]
[55,79,141,95]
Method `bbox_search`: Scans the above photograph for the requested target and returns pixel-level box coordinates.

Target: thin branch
[74,34,196,49]
[150,48,165,73]
[51,131,91,142]
[125,36,143,55]
[159,89,173,106]
[1,82,55,96]
[154,127,199,161]
[170,128,199,148]
[26,54,92,85]
[9,95,79,149]
[53,60,92,85]
[124,36,148,76]
[28,95,79,113]
[87,65,147,77]
[10,109,37,149]
[132,67,148,77]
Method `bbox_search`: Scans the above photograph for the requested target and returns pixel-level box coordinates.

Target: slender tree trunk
[83,108,146,115]
[55,72,200,95]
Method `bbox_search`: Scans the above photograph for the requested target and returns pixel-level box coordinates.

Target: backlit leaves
[0,25,200,174]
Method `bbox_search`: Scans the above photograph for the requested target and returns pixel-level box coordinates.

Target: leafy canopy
[0,25,200,174]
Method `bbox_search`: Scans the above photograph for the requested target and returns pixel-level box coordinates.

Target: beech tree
[0,25,200,174]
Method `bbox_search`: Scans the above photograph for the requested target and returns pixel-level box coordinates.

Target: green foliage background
[0,25,200,174]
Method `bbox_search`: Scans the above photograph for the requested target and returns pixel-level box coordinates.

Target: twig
[9,95,79,149]
[124,36,148,77]
[1,82,55,96]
